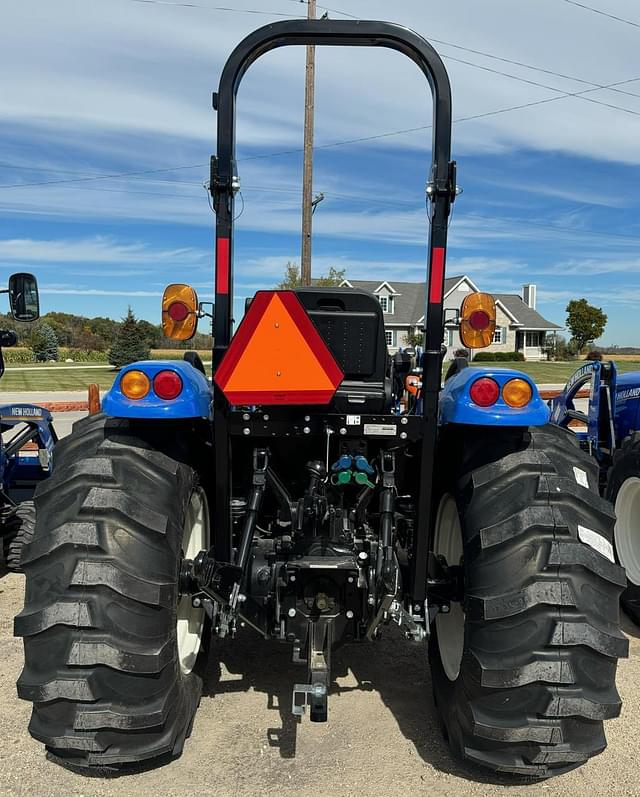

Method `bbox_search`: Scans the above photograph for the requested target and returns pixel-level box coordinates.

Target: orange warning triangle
[215,291,343,405]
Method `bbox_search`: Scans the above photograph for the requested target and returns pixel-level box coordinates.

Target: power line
[0,163,210,189]
[3,182,640,246]
[1,25,639,191]
[300,0,640,98]
[431,37,640,100]
[285,0,358,18]
[3,71,640,191]
[560,0,640,29]
[126,0,303,16]
[442,54,640,117]
[3,69,640,191]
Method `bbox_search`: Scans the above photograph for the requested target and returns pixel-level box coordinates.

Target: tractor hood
[614,372,640,442]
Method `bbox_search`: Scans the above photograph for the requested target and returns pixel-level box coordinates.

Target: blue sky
[2,0,640,344]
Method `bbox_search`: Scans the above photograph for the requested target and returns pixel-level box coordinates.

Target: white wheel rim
[433,494,465,681]
[615,476,640,585]
[177,489,208,675]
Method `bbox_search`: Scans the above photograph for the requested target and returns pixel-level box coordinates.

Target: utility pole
[300,0,316,286]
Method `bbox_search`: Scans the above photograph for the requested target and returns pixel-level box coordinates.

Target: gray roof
[494,294,562,330]
[343,278,562,330]
[344,277,464,325]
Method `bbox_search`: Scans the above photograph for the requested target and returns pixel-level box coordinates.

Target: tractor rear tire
[4,501,36,573]
[429,424,627,779]
[606,432,640,625]
[15,413,208,772]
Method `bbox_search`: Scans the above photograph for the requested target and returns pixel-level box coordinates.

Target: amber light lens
[121,370,150,400]
[469,377,500,407]
[503,378,533,408]
[162,283,198,341]
[459,292,497,349]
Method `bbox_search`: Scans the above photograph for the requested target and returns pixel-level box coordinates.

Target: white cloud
[40,286,163,297]
[0,236,207,265]
[2,0,640,178]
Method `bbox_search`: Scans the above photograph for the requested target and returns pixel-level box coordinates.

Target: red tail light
[469,377,500,407]
[168,301,189,322]
[153,370,183,400]
[468,309,491,331]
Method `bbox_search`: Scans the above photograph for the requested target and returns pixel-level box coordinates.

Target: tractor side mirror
[8,272,40,322]
[198,301,214,320]
[162,283,199,341]
[459,292,496,349]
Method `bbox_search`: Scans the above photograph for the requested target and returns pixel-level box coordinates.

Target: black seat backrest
[294,287,387,384]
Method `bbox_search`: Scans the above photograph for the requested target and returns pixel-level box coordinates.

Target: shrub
[472,351,525,362]
[472,352,496,362]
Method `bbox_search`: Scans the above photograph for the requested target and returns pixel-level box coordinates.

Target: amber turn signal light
[162,284,199,341]
[121,369,150,400]
[459,292,496,349]
[503,378,532,408]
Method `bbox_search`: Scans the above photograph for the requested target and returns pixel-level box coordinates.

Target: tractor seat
[294,287,391,413]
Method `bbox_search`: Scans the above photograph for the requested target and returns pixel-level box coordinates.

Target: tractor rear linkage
[179,441,456,722]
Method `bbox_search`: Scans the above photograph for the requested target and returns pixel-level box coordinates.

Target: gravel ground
[0,569,639,797]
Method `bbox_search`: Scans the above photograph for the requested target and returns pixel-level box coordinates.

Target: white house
[340,276,562,360]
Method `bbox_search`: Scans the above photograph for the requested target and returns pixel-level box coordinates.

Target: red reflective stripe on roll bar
[216,237,230,295]
[428,247,446,304]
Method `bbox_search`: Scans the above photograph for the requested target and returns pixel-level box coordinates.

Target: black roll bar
[210,19,456,600]
[211,19,454,355]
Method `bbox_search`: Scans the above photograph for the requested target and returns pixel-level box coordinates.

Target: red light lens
[469,377,500,407]
[168,301,189,322]
[153,370,183,400]
[468,309,491,331]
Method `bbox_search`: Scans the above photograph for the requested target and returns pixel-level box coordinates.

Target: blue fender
[102,360,213,420]
[439,367,549,427]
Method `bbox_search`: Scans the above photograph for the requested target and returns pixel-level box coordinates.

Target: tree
[405,330,424,348]
[137,319,163,349]
[277,261,346,288]
[542,333,575,362]
[108,308,150,368]
[30,323,59,362]
[566,299,607,353]
[74,325,107,352]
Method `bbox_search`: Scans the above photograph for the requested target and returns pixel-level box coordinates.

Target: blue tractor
[0,273,56,571]
[15,20,627,780]
[550,359,640,623]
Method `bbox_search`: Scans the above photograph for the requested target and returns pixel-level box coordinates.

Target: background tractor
[0,273,56,571]
[15,19,627,780]
[550,360,640,623]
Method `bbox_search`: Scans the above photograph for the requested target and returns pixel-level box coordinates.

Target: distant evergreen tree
[108,307,150,367]
[30,323,59,362]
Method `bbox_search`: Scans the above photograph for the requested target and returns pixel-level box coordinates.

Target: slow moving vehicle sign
[214,290,344,405]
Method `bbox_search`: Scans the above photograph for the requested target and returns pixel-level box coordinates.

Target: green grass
[0,367,116,392]
[464,360,640,383]
[4,361,109,369]
[2,357,640,393]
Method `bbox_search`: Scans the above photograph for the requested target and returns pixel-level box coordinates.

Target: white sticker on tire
[578,525,615,562]
[573,467,589,489]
